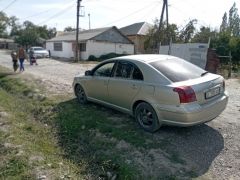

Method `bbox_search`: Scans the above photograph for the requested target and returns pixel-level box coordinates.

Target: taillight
[173,86,197,103]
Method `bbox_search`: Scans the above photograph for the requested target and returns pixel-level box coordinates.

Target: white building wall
[46,41,74,59]
[86,40,134,59]
[46,40,134,60]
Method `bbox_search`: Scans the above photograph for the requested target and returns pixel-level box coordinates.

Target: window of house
[79,43,86,52]
[54,42,62,51]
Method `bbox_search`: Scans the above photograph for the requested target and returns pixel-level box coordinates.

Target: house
[120,22,152,54]
[0,38,17,49]
[46,26,134,60]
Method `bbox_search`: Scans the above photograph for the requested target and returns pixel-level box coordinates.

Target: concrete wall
[86,40,134,59]
[159,43,209,69]
[46,40,134,60]
[46,41,74,59]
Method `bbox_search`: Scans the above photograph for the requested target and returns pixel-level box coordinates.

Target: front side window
[93,62,115,77]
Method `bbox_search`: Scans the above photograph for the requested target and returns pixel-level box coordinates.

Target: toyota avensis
[72,55,228,132]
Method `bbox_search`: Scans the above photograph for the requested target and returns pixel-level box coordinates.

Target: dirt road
[0,50,239,179]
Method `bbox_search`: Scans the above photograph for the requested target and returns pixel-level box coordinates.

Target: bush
[87,55,97,61]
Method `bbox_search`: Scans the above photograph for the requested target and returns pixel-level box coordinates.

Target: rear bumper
[155,94,228,126]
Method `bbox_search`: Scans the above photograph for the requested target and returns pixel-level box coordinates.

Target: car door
[107,61,143,110]
[85,61,115,102]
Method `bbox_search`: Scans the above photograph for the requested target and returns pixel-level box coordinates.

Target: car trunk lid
[172,73,225,105]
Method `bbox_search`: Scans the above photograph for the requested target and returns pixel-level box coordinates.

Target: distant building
[46,26,134,60]
[0,38,17,50]
[120,22,152,54]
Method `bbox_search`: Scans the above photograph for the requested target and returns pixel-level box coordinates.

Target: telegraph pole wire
[0,0,17,12]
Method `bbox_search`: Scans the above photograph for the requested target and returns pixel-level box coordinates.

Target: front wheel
[75,84,88,104]
[135,102,161,132]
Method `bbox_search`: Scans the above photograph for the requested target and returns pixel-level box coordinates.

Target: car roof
[113,54,177,64]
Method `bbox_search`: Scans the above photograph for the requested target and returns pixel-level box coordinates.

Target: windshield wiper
[201,71,209,77]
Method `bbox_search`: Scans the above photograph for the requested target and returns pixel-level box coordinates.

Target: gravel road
[0,50,239,179]
[0,50,96,93]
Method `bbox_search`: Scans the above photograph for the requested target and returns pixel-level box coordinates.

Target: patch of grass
[0,157,29,177]
[0,66,188,179]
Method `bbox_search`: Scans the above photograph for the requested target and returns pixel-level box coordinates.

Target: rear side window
[150,58,205,82]
[114,61,144,80]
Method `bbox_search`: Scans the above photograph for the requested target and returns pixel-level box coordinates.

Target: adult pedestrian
[17,46,27,72]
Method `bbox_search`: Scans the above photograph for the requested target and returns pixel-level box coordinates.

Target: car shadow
[155,124,224,177]
[54,98,224,178]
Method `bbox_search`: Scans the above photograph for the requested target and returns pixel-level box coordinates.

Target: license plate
[205,87,220,99]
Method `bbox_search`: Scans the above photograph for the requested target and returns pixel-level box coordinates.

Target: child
[11,51,18,72]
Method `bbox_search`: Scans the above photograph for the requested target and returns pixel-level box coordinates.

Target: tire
[75,84,88,104]
[135,102,161,132]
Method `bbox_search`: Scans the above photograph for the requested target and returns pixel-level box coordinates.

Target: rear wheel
[75,84,88,104]
[135,102,161,132]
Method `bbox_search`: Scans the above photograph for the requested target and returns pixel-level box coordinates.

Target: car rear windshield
[150,58,205,82]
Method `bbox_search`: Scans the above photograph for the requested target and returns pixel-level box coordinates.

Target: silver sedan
[72,55,228,132]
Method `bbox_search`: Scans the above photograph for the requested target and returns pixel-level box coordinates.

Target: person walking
[10,50,19,72]
[17,46,27,72]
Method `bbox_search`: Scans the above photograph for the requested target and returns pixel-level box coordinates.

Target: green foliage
[88,55,97,61]
[178,19,197,43]
[64,26,75,32]
[192,26,217,43]
[98,53,126,61]
[0,12,9,38]
[144,19,179,52]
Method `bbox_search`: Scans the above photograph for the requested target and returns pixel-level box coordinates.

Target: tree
[47,27,57,39]
[178,19,197,43]
[228,2,240,36]
[192,26,217,43]
[64,26,75,32]
[220,12,228,33]
[8,16,21,36]
[144,19,178,52]
[0,12,9,38]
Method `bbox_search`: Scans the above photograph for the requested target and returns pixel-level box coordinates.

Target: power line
[0,0,17,12]
[21,9,52,20]
[102,1,161,27]
[137,2,161,22]
[37,2,75,25]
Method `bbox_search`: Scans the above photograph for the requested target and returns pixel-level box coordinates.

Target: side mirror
[85,70,92,76]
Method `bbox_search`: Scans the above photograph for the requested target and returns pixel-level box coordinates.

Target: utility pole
[156,0,170,54]
[75,0,82,62]
[88,13,91,29]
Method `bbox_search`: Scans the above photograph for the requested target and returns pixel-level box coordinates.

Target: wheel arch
[132,100,148,115]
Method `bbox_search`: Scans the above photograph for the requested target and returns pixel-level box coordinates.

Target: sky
[0,0,239,31]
